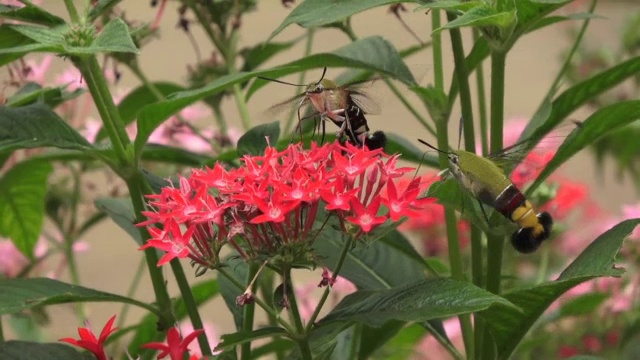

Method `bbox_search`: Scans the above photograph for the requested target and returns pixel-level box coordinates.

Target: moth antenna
[417,139,449,155]
[257,76,306,87]
[317,67,327,84]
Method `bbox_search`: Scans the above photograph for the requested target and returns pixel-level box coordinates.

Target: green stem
[481,48,508,360]
[63,0,80,23]
[216,267,297,334]
[226,31,252,130]
[472,29,489,156]
[284,29,315,135]
[447,16,475,151]
[284,266,312,360]
[170,259,212,356]
[386,79,436,136]
[536,244,551,284]
[127,177,175,329]
[305,235,354,332]
[0,317,4,342]
[240,263,259,360]
[435,11,474,359]
[431,11,444,90]
[76,57,129,164]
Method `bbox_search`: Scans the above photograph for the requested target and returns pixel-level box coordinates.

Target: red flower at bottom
[59,315,117,360]
[142,327,204,360]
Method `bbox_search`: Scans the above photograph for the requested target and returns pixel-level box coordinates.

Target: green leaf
[140,144,215,167]
[555,292,609,318]
[218,257,249,331]
[314,227,427,290]
[89,18,138,54]
[6,83,83,108]
[359,321,408,359]
[521,56,640,145]
[0,160,51,258]
[527,100,640,195]
[0,278,151,315]
[438,5,516,32]
[9,24,65,48]
[247,36,417,98]
[237,122,280,156]
[93,82,186,142]
[216,327,289,351]
[415,0,484,12]
[0,3,65,26]
[93,197,142,245]
[320,278,515,327]
[88,0,122,21]
[369,323,427,360]
[0,341,93,360]
[527,12,604,33]
[482,219,638,360]
[268,0,426,42]
[0,103,94,152]
[0,25,40,66]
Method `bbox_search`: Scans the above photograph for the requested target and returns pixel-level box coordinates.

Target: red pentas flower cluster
[139,140,433,270]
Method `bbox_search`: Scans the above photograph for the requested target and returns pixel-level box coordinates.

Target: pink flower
[414,318,466,359]
[0,239,29,278]
[56,67,86,92]
[622,203,640,239]
[178,321,221,357]
[24,55,53,85]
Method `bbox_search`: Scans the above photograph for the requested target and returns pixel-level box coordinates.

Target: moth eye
[450,155,458,164]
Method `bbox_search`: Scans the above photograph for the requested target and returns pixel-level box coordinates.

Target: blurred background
[2,0,639,353]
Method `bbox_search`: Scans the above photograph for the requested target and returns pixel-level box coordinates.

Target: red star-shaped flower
[59,315,118,360]
[141,327,205,360]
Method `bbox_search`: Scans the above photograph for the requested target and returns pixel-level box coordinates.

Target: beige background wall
[3,0,639,351]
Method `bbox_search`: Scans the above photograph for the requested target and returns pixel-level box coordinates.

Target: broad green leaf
[373,132,439,168]
[526,100,640,195]
[0,278,152,315]
[438,6,516,32]
[218,257,249,331]
[127,279,220,357]
[140,144,215,167]
[0,3,65,26]
[6,82,83,108]
[320,278,515,327]
[482,219,638,360]
[88,0,122,21]
[0,160,51,258]
[9,24,65,48]
[216,327,289,351]
[247,36,417,98]
[89,18,138,54]
[0,103,94,152]
[0,25,39,66]
[0,341,93,360]
[527,12,604,33]
[554,292,609,319]
[268,0,426,41]
[415,0,483,12]
[359,321,408,359]
[520,56,640,145]
[313,226,427,290]
[95,82,185,142]
[237,122,280,156]
[372,323,427,360]
[94,197,141,245]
